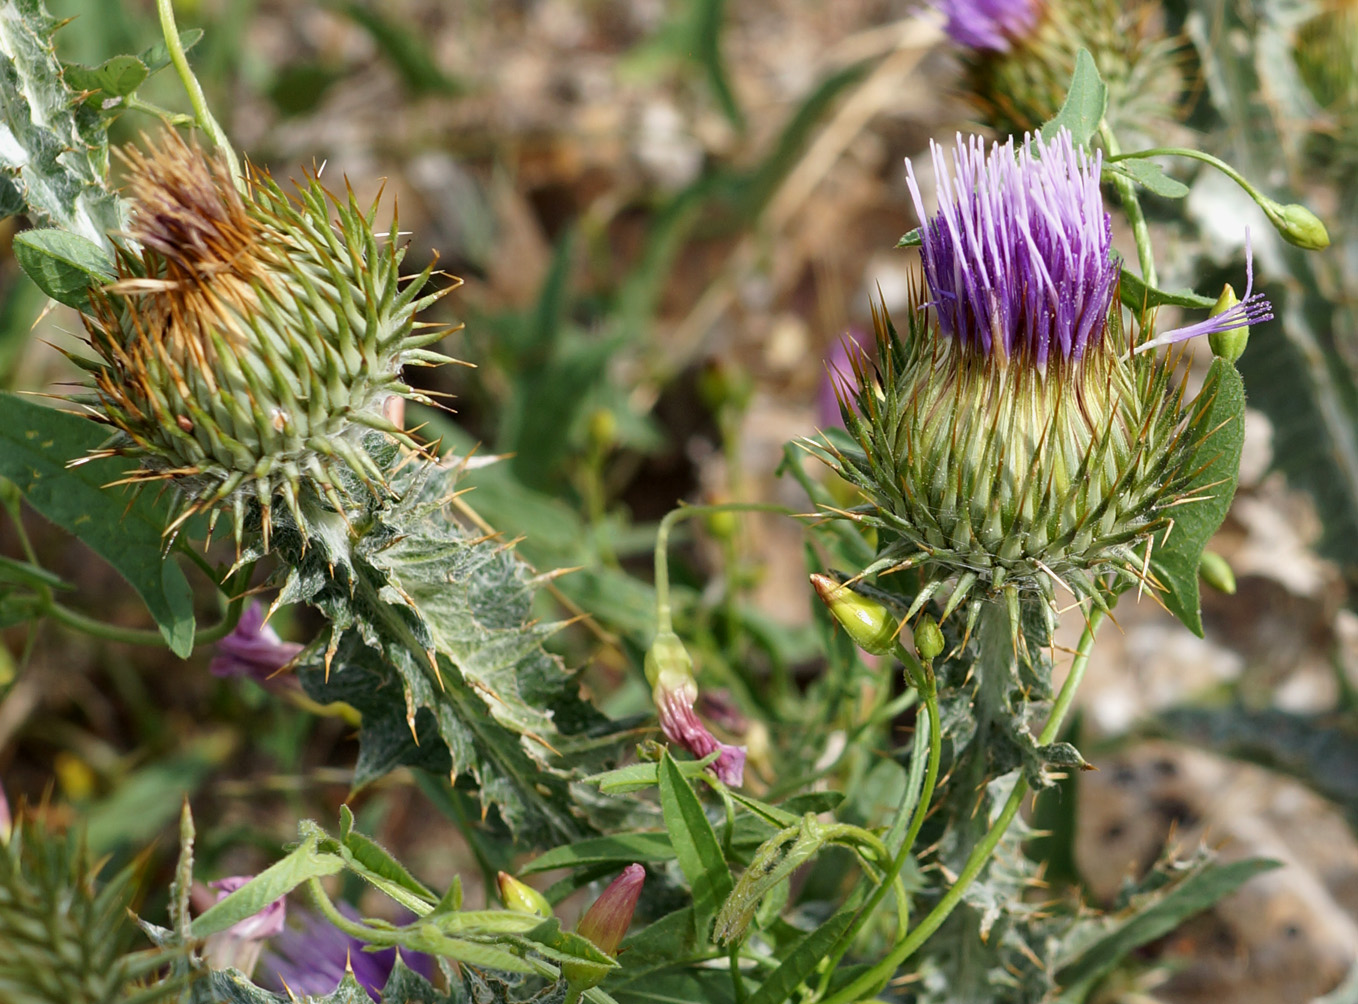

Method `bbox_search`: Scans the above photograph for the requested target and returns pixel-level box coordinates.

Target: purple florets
[939,0,1041,53]
[906,129,1118,368]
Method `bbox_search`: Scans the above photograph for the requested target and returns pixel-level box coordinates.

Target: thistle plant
[811,128,1270,639]
[0,1,1343,1001]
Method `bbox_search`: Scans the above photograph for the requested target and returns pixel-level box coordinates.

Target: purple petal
[655,684,747,787]
[258,905,433,1001]
[1134,229,1274,354]
[210,601,303,681]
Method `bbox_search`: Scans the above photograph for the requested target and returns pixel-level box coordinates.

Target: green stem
[307,876,399,945]
[1107,146,1267,205]
[155,0,242,184]
[653,503,791,635]
[818,607,1105,1004]
[1099,124,1156,289]
[44,601,167,646]
[816,648,942,995]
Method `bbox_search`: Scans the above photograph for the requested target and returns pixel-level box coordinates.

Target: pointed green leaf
[1117,265,1218,311]
[1055,857,1280,1000]
[1040,48,1108,148]
[13,228,113,308]
[746,905,856,1004]
[658,750,732,939]
[1104,158,1189,199]
[190,836,344,938]
[1150,358,1246,636]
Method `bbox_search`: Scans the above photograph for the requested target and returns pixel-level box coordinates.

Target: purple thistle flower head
[209,601,303,681]
[906,129,1117,369]
[939,0,1041,53]
[258,905,433,1001]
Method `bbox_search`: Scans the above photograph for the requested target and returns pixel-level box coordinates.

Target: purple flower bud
[575,865,645,958]
[645,631,746,786]
[209,876,287,940]
[938,0,1040,53]
[0,780,10,839]
[209,602,302,681]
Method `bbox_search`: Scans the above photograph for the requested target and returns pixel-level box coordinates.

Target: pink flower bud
[575,865,645,958]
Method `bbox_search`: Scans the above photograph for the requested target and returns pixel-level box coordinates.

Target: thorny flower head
[77,132,457,552]
[813,129,1270,637]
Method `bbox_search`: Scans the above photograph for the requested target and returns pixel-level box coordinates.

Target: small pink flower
[576,865,645,957]
[655,683,747,787]
[646,631,746,786]
[210,602,302,681]
[200,874,286,975]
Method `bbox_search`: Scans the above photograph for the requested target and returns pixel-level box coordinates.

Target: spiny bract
[78,132,457,549]
[809,131,1269,638]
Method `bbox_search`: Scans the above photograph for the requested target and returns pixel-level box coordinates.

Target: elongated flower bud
[497,871,553,918]
[645,631,746,785]
[810,573,899,655]
[79,132,455,550]
[914,615,945,663]
[812,130,1269,632]
[574,865,644,959]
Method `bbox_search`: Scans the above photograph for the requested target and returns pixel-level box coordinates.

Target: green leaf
[522,833,677,874]
[610,968,739,1004]
[137,29,203,76]
[585,754,717,794]
[63,54,148,102]
[746,905,856,1004]
[1117,266,1217,311]
[290,455,626,845]
[896,228,921,247]
[0,393,196,655]
[658,750,733,940]
[1040,48,1108,148]
[1149,358,1246,636]
[190,836,345,938]
[1055,857,1279,1000]
[337,807,438,914]
[12,228,113,308]
[1104,158,1189,199]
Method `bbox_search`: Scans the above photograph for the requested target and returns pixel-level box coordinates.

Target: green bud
[1263,199,1330,250]
[809,574,899,655]
[587,408,617,450]
[1198,549,1237,595]
[644,630,695,691]
[496,872,552,918]
[913,615,945,663]
[1207,284,1248,363]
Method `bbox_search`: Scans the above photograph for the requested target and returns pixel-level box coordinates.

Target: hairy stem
[653,503,791,635]
[1100,124,1157,289]
[155,0,241,184]
[818,606,1105,1004]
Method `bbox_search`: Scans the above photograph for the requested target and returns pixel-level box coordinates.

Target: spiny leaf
[287,449,628,845]
[0,0,125,246]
